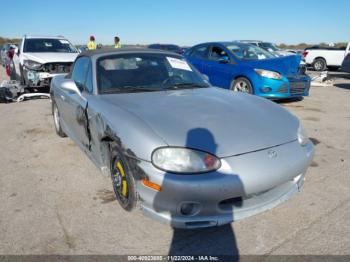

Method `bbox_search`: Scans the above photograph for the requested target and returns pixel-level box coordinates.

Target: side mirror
[219,56,230,64]
[202,74,209,81]
[61,79,82,96]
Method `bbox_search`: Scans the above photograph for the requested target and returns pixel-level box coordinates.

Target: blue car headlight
[152,147,221,174]
[298,124,309,146]
[255,69,282,80]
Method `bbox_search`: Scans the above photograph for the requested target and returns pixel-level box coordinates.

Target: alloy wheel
[234,80,250,93]
[53,105,60,131]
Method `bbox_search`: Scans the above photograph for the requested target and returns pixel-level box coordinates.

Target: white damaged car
[12,36,79,89]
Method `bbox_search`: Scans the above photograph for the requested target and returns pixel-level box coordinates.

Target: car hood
[246,55,301,76]
[99,88,299,158]
[22,52,78,64]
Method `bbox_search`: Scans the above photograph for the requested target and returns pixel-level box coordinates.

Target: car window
[97,53,209,93]
[84,63,93,93]
[72,57,90,91]
[261,42,278,52]
[209,46,230,62]
[190,46,209,59]
[225,43,275,60]
[23,38,78,53]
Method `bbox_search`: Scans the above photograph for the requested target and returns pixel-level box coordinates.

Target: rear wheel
[110,143,138,211]
[313,58,327,71]
[231,77,253,94]
[52,101,67,137]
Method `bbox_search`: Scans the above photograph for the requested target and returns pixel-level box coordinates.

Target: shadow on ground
[334,83,350,90]
[151,128,241,261]
[328,72,350,79]
[169,225,239,259]
[275,97,304,104]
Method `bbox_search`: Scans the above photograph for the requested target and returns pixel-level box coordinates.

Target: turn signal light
[142,179,161,191]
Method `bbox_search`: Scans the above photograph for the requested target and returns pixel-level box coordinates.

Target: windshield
[97,54,209,94]
[23,38,78,53]
[260,42,279,52]
[225,43,275,60]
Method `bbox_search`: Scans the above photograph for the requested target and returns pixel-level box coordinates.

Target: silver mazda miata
[50,49,314,229]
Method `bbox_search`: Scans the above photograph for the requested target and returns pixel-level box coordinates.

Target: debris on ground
[0,80,50,103]
[310,71,334,87]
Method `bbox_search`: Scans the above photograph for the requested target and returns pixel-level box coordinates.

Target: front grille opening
[185,221,216,228]
[219,197,243,211]
[43,63,72,73]
[277,84,288,93]
[290,82,307,94]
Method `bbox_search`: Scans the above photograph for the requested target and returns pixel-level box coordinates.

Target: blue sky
[1,0,348,46]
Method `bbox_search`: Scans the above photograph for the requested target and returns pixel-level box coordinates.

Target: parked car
[185,42,311,99]
[4,45,16,79]
[303,43,350,71]
[240,40,295,57]
[78,45,87,52]
[12,36,79,89]
[341,53,350,73]
[148,44,184,54]
[50,48,314,228]
[1,43,17,66]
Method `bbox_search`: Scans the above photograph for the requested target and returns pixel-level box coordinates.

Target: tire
[231,77,253,94]
[109,142,138,211]
[52,101,67,137]
[313,58,327,71]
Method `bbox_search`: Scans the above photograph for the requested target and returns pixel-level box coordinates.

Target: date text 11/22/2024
[127,255,220,261]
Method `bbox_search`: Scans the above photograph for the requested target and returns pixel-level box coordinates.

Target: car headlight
[152,147,221,174]
[254,69,282,80]
[298,124,309,146]
[23,60,42,70]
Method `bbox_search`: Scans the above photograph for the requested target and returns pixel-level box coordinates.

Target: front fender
[87,96,168,169]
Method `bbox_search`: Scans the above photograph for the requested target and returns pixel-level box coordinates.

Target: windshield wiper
[103,86,161,93]
[164,83,210,90]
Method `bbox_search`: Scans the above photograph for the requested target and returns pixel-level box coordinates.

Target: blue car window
[226,43,275,60]
[190,46,208,59]
[210,46,230,62]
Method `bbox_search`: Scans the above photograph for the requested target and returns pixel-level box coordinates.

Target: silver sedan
[50,49,314,229]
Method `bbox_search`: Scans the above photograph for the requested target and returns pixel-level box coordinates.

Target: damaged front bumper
[136,140,314,229]
[26,70,66,87]
[24,62,72,88]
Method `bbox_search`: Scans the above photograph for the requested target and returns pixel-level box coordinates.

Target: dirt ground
[0,66,350,256]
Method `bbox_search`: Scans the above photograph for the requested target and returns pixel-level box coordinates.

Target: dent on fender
[90,114,148,182]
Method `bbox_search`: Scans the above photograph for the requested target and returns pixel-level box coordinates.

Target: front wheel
[109,143,138,211]
[231,77,253,94]
[52,101,67,137]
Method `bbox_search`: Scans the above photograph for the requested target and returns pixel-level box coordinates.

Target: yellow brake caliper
[116,161,128,197]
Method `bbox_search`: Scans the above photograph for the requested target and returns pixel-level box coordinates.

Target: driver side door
[61,57,91,150]
[204,45,237,89]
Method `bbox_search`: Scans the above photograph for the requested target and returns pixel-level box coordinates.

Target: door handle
[60,95,65,101]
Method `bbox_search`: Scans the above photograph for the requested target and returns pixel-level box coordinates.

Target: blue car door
[186,45,209,73]
[203,45,237,89]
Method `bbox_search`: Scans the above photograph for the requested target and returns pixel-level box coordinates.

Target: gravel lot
[0,66,350,256]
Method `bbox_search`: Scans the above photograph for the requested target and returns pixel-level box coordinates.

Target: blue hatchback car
[185,42,311,99]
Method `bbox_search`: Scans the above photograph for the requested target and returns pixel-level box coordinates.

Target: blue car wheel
[231,77,253,94]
